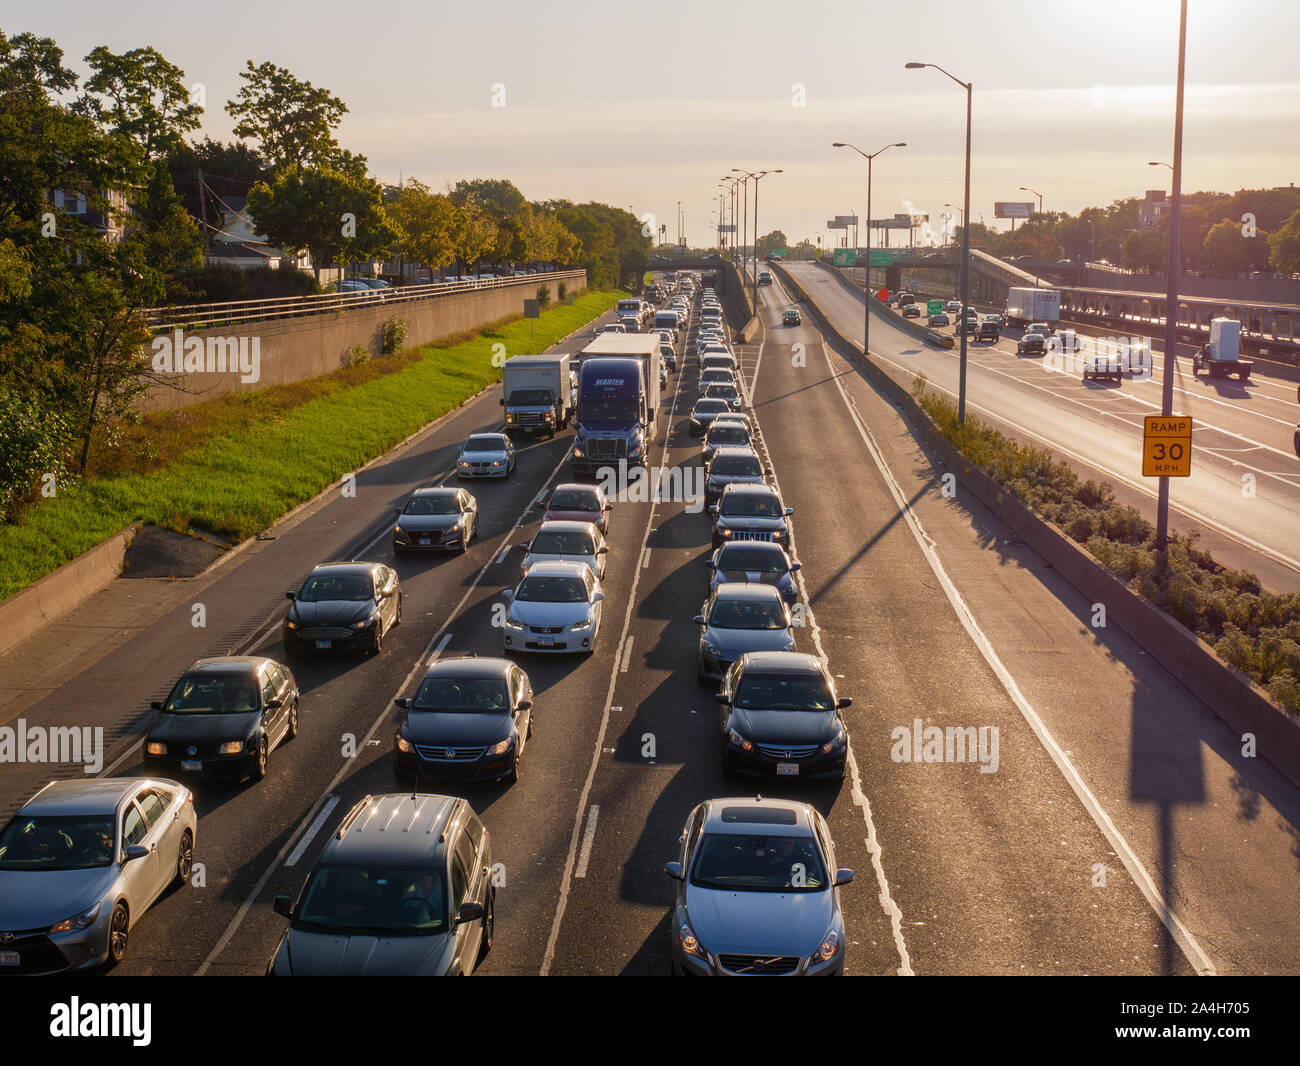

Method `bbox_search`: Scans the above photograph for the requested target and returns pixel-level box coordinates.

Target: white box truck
[501,354,574,438]
[1005,287,1061,328]
[1193,318,1253,380]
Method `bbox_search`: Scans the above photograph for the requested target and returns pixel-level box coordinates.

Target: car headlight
[573,445,585,458]
[504,616,525,630]
[543,412,554,421]
[487,736,514,756]
[727,728,753,752]
[285,618,298,629]
[701,640,719,656]
[146,741,166,756]
[823,726,847,753]
[718,528,733,539]
[569,618,592,631]
[351,615,377,629]
[49,901,101,935]
[812,930,840,963]
[395,734,413,753]
[678,921,707,959]
[458,460,470,467]
[219,740,245,755]
[393,524,404,535]
[492,460,502,467]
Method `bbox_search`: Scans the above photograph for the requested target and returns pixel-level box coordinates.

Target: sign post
[1141,415,1192,478]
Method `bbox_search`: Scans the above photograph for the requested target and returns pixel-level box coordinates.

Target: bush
[557,281,568,302]
[164,265,321,305]
[382,317,409,355]
[536,283,551,309]
[0,389,71,521]
[345,344,370,368]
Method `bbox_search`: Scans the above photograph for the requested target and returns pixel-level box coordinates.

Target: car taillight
[186,791,194,804]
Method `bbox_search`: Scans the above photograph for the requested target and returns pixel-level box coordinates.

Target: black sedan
[1017,333,1048,355]
[718,652,850,780]
[285,562,402,655]
[393,658,533,784]
[143,656,299,782]
[782,308,801,326]
[393,486,478,554]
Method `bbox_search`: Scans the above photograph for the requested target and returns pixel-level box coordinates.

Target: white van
[655,310,680,334]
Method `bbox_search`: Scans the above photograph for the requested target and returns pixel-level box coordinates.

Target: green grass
[0,291,623,602]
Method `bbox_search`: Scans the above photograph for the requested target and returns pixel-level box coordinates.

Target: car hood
[0,867,117,929]
[149,710,260,744]
[396,514,462,533]
[716,515,786,532]
[545,509,602,526]
[703,627,795,657]
[291,599,375,626]
[522,552,599,575]
[510,600,593,626]
[403,710,511,746]
[684,885,834,957]
[731,707,836,745]
[709,473,763,488]
[461,451,508,462]
[279,927,454,976]
[716,568,792,589]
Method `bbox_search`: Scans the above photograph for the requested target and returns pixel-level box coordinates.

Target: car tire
[1294,428,1300,459]
[252,737,269,782]
[371,620,384,654]
[286,700,298,741]
[106,901,130,967]
[173,829,194,887]
[477,891,495,964]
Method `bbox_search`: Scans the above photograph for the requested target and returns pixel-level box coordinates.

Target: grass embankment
[0,291,622,602]
[913,376,1300,716]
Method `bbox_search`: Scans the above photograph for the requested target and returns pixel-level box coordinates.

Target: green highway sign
[927,300,943,315]
[869,250,893,266]
[833,248,856,266]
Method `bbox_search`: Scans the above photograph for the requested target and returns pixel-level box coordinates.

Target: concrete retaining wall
[141,271,587,412]
[772,260,1300,790]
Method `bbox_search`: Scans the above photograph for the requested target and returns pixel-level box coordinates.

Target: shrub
[557,281,568,302]
[536,283,551,308]
[0,389,71,521]
[382,317,409,355]
[345,344,370,368]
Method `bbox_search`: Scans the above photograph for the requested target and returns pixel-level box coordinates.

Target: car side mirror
[765,467,773,475]
[664,861,684,880]
[499,397,506,405]
[273,894,294,918]
[456,902,485,926]
[598,546,608,554]
[394,508,402,516]
[594,592,605,602]
[705,561,715,570]
[266,697,284,710]
[393,697,411,709]
[693,614,706,626]
[709,504,718,514]
[791,563,802,572]
[517,700,532,712]
[285,591,296,600]
[150,700,163,711]
[837,697,852,709]
[604,502,613,510]
[834,868,855,887]
[124,844,149,863]
[534,500,545,509]
[784,507,794,515]
[715,693,729,704]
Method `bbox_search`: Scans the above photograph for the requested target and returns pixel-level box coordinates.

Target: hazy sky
[9,0,1298,247]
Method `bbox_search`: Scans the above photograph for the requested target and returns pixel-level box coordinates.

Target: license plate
[0,951,18,966]
[316,640,332,649]
[420,536,431,545]
[182,760,202,771]
[776,762,800,776]
[537,637,554,647]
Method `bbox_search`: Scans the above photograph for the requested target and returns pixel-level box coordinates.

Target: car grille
[730,530,775,541]
[298,627,354,640]
[756,743,819,759]
[529,625,564,634]
[587,438,626,461]
[0,931,69,975]
[717,954,801,975]
[410,530,442,543]
[515,412,542,423]
[413,745,486,762]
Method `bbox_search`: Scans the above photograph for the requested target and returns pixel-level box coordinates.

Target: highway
[2,280,1298,975]
[782,260,1300,592]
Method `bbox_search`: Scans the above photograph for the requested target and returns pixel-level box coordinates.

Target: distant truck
[571,334,662,479]
[1005,286,1061,328]
[501,354,574,438]
[1193,318,1253,381]
[615,298,651,331]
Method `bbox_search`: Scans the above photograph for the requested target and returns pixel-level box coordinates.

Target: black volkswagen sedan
[284,562,401,655]
[393,658,533,784]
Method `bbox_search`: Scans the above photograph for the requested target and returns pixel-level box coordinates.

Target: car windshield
[550,490,599,511]
[0,814,117,870]
[508,388,552,405]
[718,547,786,573]
[580,397,639,424]
[705,386,739,401]
[695,400,728,415]
[298,572,374,602]
[464,436,505,453]
[164,674,261,714]
[517,576,589,602]
[721,494,781,517]
[689,834,827,892]
[708,598,786,630]
[707,426,749,445]
[733,674,833,710]
[711,454,761,476]
[412,677,509,712]
[295,864,447,936]
[404,495,459,516]
[531,531,595,555]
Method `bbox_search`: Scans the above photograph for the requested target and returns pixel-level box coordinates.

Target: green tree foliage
[756,230,787,256]
[387,179,461,273]
[1202,217,1268,274]
[226,60,350,171]
[76,45,202,161]
[1267,208,1300,276]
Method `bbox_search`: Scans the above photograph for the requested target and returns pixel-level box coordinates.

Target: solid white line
[496,545,512,565]
[818,340,1217,977]
[426,632,452,665]
[354,524,392,561]
[641,547,651,569]
[620,636,635,673]
[285,795,340,868]
[574,805,600,879]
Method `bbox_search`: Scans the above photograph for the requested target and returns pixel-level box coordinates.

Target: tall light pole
[734,169,782,311]
[908,61,972,424]
[1156,0,1188,553]
[732,170,750,292]
[833,141,906,361]
[1019,185,1044,286]
[944,203,963,248]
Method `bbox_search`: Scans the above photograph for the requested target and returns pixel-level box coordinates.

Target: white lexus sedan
[500,561,605,654]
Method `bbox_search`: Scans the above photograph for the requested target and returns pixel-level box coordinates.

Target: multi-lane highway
[782,260,1300,592]
[3,277,1298,976]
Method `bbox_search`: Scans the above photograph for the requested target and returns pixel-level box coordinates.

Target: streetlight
[1019,185,1044,286]
[833,141,906,361]
[731,170,751,290]
[907,60,972,424]
[720,176,740,262]
[944,203,963,248]
[1148,161,1173,170]
[734,169,783,311]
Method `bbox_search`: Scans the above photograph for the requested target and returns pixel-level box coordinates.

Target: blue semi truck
[570,334,661,480]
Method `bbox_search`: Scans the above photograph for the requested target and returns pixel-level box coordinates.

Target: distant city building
[1137,189,1169,230]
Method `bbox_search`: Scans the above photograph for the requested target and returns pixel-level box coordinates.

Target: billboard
[868,218,911,229]
[719,224,737,233]
[995,201,1035,219]
[828,215,858,229]
[832,248,857,266]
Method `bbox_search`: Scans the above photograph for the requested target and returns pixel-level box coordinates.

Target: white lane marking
[285,795,340,868]
[747,337,914,978]
[427,632,452,665]
[818,340,1217,977]
[574,805,600,879]
[354,523,393,562]
[620,636,635,673]
[198,449,574,976]
[540,344,687,976]
[497,544,513,565]
[641,547,652,569]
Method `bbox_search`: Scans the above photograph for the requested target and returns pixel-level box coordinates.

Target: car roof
[520,560,591,578]
[323,793,461,865]
[738,650,824,675]
[720,482,776,497]
[551,482,602,497]
[18,778,177,817]
[410,486,460,498]
[421,656,513,681]
[185,656,272,677]
[712,582,785,602]
[711,446,759,460]
[701,796,815,836]
[466,433,507,443]
[308,562,377,576]
[534,520,600,535]
[719,539,784,554]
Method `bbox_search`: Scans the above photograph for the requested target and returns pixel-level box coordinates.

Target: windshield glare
[0,815,116,870]
[165,675,261,714]
[709,599,786,630]
[718,547,785,573]
[711,455,761,476]
[412,677,509,712]
[296,864,447,936]
[550,491,599,511]
[690,834,827,892]
[733,675,833,710]
[517,576,589,602]
[299,572,374,602]
[722,496,781,517]
[580,398,638,424]
[531,532,595,555]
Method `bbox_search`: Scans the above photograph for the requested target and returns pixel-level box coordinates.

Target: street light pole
[1019,185,1043,286]
[908,61,972,424]
[834,141,906,361]
[1156,0,1189,553]
[944,203,963,248]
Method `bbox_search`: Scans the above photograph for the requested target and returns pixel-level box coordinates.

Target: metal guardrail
[147,269,584,333]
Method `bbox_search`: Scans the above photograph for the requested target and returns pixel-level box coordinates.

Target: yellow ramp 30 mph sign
[1142,415,1192,477]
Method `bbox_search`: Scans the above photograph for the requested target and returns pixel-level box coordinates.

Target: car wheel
[106,902,129,966]
[507,757,520,784]
[477,891,495,963]
[1294,428,1300,459]
[252,737,269,781]
[372,621,385,654]
[286,700,298,741]
[395,595,403,627]
[173,830,194,887]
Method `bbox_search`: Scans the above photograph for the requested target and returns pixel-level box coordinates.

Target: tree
[454,198,499,272]
[387,179,461,273]
[1267,209,1300,276]
[226,60,349,171]
[1202,218,1266,275]
[756,230,788,257]
[76,46,202,161]
[1122,220,1169,273]
[450,179,527,225]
